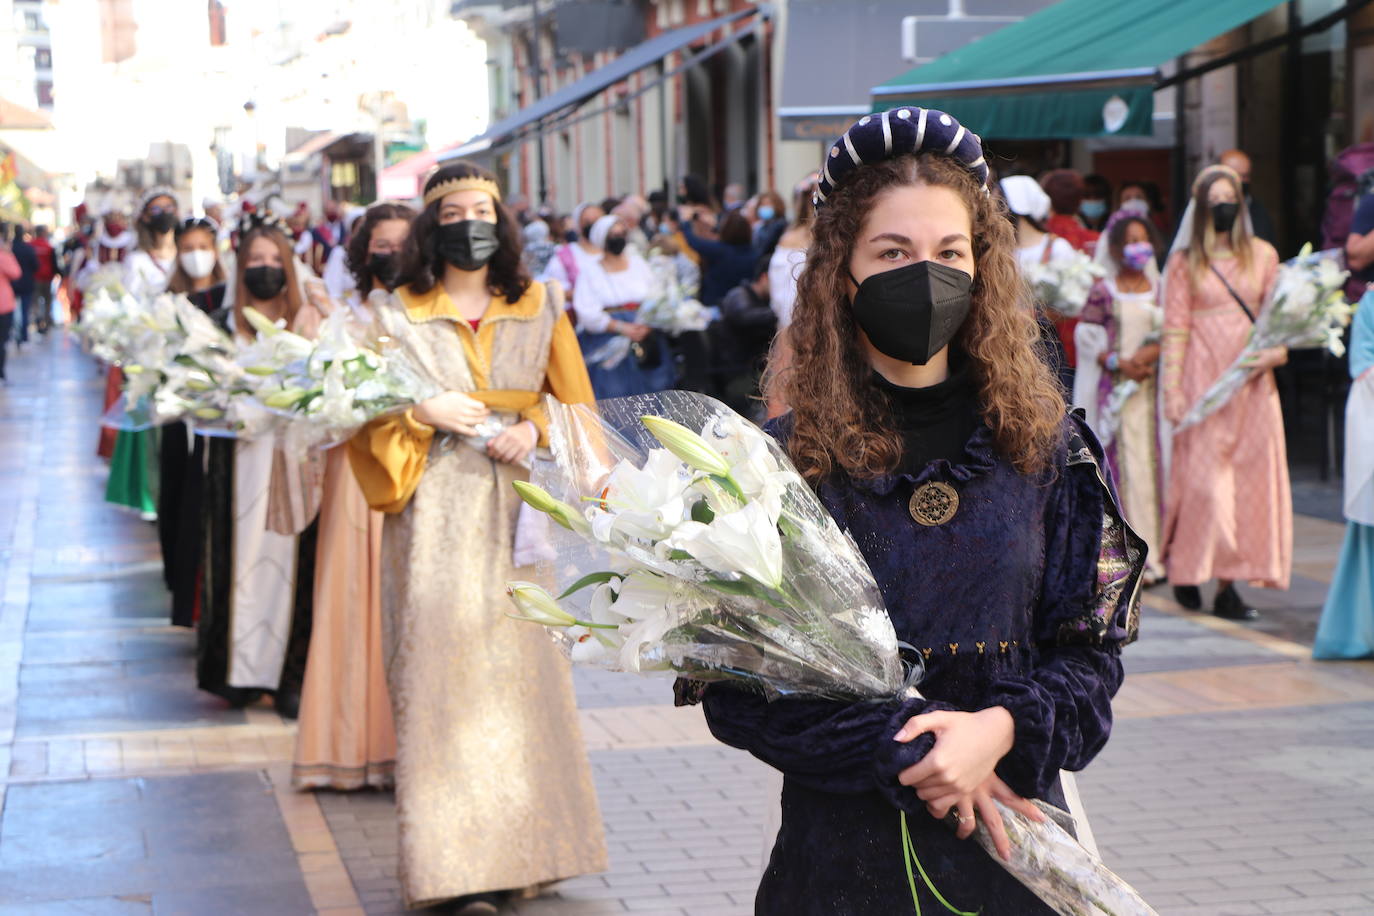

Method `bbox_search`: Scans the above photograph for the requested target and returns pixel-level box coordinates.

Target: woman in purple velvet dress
[698,110,1145,914]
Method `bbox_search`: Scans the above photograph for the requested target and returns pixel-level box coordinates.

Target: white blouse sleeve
[571,264,612,333]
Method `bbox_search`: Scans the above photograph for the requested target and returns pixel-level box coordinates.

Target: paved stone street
[2,332,1373,915]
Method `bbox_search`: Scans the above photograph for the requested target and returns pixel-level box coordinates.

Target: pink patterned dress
[1161,241,1291,589]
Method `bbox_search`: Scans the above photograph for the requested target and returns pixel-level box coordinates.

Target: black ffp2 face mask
[367,252,397,289]
[244,265,287,301]
[850,260,973,366]
[436,220,500,271]
[146,209,177,234]
[1211,202,1239,234]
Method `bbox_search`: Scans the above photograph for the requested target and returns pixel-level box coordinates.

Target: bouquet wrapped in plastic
[1175,245,1352,430]
[508,391,902,699]
[233,305,439,452]
[638,253,710,335]
[78,289,249,432]
[1025,250,1107,318]
[506,391,1157,916]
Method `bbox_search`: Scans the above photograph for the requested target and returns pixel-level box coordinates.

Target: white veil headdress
[1156,164,1254,488]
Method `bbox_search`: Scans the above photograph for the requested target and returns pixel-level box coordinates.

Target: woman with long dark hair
[697,110,1144,913]
[198,215,320,718]
[348,163,606,910]
[292,201,414,792]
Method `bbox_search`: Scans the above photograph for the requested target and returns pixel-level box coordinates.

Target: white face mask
[179,249,217,279]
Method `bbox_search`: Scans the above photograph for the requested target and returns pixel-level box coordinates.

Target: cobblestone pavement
[2,332,1373,915]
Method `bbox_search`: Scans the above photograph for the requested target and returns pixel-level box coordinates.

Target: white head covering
[588,214,620,252]
[570,202,597,239]
[1000,175,1051,222]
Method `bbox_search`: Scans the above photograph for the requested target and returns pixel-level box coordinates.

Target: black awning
[442,7,759,161]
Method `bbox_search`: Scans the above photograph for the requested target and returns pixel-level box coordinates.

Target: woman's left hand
[894,706,1016,799]
[486,421,538,465]
[924,773,1046,862]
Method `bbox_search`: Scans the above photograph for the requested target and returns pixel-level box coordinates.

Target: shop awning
[870,0,1287,139]
[442,6,759,161]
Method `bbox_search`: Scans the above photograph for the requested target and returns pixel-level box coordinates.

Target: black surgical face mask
[367,252,397,288]
[605,235,628,256]
[849,260,972,366]
[436,220,500,271]
[146,209,177,234]
[243,265,287,301]
[1211,202,1239,234]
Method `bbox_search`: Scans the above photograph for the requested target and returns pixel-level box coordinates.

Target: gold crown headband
[423,176,503,207]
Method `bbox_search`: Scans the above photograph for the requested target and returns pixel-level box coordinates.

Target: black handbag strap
[1210,264,1256,323]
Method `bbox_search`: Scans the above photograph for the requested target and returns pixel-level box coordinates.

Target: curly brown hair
[777,153,1065,483]
[346,201,415,292]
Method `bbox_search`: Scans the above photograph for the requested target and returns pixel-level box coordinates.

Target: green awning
[871,0,1286,139]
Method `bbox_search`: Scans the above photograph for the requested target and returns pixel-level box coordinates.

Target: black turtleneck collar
[872,357,981,476]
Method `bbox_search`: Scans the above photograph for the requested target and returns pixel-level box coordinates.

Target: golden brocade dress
[348,281,607,908]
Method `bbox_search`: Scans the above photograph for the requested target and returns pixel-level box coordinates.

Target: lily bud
[192,407,225,420]
[241,306,282,337]
[640,415,730,477]
[505,581,577,627]
[263,388,306,409]
[512,480,588,532]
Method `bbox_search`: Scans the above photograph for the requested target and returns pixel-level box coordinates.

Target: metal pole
[529,0,549,206]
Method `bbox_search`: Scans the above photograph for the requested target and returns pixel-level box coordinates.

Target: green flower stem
[901,811,981,916]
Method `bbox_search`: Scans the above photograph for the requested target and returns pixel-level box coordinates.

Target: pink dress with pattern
[1161,241,1292,589]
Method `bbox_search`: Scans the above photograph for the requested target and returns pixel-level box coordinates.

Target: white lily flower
[608,570,677,671]
[666,500,784,589]
[596,450,691,541]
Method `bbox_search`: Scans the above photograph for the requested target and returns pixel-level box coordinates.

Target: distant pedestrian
[1073,210,1166,584]
[1161,163,1290,619]
[1219,149,1276,245]
[29,225,57,332]
[573,214,673,396]
[1001,174,1077,391]
[0,225,21,381]
[1312,286,1374,659]
[751,189,788,259]
[1040,169,1098,254]
[520,219,557,277]
[9,226,36,344]
[539,201,604,303]
[1079,173,1113,236]
[677,208,755,307]
[712,259,776,419]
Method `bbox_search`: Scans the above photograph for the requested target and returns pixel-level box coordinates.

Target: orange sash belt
[468,389,541,413]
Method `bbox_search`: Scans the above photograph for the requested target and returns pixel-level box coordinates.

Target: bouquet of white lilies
[638,254,711,335]
[78,289,247,430]
[236,306,436,450]
[504,391,1157,916]
[1025,250,1107,318]
[506,391,902,699]
[1175,245,1352,430]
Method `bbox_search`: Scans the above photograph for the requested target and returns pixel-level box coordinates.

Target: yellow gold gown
[349,281,606,908]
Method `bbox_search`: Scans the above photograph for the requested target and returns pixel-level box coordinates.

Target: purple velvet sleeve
[702,687,955,807]
[984,418,1135,799]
